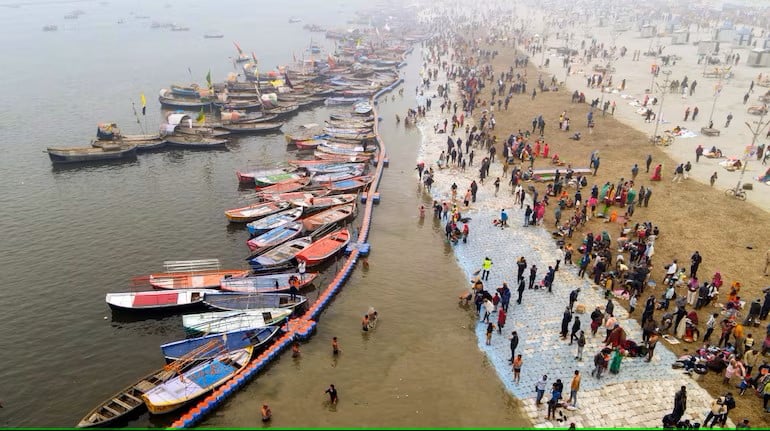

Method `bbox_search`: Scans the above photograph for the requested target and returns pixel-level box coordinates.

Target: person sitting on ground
[569,132,581,141]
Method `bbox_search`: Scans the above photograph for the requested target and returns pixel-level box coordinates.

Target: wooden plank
[163,259,221,273]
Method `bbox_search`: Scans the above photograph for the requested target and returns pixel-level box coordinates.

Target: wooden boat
[295,228,350,266]
[294,193,357,211]
[314,152,372,163]
[285,132,329,144]
[252,177,311,195]
[221,272,318,293]
[257,189,328,203]
[105,289,216,311]
[224,200,291,223]
[328,175,374,193]
[164,134,228,149]
[246,221,303,253]
[170,84,201,98]
[301,162,365,174]
[215,98,263,111]
[158,89,213,109]
[301,203,355,231]
[288,158,361,168]
[248,236,313,270]
[161,327,278,361]
[324,97,364,106]
[329,113,374,122]
[311,167,364,183]
[254,172,306,187]
[149,269,250,289]
[76,366,182,427]
[294,139,328,150]
[264,104,299,117]
[245,207,304,236]
[142,347,253,414]
[236,167,290,185]
[47,144,137,164]
[220,122,283,134]
[182,308,292,334]
[315,145,375,158]
[92,137,166,152]
[203,292,306,311]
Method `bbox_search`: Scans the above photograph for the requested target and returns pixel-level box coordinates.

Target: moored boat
[224,200,291,223]
[300,203,355,231]
[246,221,304,253]
[252,177,312,195]
[160,327,278,361]
[182,308,292,334]
[328,175,374,193]
[164,134,228,150]
[294,193,357,211]
[254,172,306,187]
[203,292,307,311]
[47,143,137,164]
[76,366,181,427]
[245,207,303,236]
[248,236,313,270]
[295,228,350,266]
[257,189,329,204]
[148,269,250,289]
[236,167,291,185]
[220,122,283,134]
[105,289,215,312]
[142,347,253,414]
[220,272,318,293]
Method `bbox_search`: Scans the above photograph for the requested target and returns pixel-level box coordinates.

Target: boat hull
[47,146,137,164]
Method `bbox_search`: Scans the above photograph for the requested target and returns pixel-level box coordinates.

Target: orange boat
[295,228,351,266]
[301,203,356,231]
[149,270,250,289]
[224,200,291,223]
[254,177,310,193]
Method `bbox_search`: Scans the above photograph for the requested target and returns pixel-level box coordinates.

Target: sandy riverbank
[535,13,770,211]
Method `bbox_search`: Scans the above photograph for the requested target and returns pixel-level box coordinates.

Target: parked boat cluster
[77,101,381,428]
[73,8,427,424]
[46,31,411,164]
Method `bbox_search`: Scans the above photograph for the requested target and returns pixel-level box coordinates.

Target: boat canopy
[167,113,192,127]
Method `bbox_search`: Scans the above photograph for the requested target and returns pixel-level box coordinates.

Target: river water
[0,0,523,427]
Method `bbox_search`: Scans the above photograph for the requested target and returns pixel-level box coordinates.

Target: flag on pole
[196,107,205,124]
[140,93,147,115]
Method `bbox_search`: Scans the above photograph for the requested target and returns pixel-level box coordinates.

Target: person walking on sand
[494,177,501,197]
[684,107,690,121]
[726,113,733,128]
[692,106,699,121]
[570,316,581,345]
[710,172,718,186]
[645,154,653,173]
[508,331,519,362]
[332,337,340,355]
[516,277,525,304]
[497,307,507,334]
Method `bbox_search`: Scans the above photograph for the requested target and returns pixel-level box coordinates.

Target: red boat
[295,228,351,266]
[295,139,327,150]
[254,177,311,193]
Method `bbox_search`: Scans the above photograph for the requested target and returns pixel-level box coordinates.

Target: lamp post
[708,80,723,126]
[651,69,672,143]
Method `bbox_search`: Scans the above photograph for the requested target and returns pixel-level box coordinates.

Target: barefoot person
[325,384,338,405]
[261,404,272,422]
[332,337,340,355]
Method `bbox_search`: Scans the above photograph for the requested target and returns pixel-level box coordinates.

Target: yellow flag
[140,93,146,108]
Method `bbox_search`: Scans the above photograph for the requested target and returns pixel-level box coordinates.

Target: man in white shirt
[664,260,678,284]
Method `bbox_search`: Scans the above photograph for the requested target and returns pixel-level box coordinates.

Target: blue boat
[246,221,303,254]
[246,207,303,237]
[160,326,280,361]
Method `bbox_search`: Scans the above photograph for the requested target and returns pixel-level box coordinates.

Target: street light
[651,69,672,143]
[708,80,723,126]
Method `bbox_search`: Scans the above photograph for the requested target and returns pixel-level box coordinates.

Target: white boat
[182,308,292,334]
[105,289,217,312]
[142,347,253,414]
